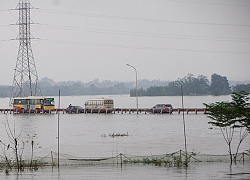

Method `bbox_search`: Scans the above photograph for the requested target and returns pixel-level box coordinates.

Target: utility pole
[10,0,41,104]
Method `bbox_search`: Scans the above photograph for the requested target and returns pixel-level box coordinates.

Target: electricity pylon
[10,0,41,104]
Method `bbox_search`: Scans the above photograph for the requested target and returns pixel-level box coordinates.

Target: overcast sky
[0,0,250,85]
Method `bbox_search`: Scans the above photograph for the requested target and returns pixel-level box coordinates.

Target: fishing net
[34,150,250,166]
[1,150,249,168]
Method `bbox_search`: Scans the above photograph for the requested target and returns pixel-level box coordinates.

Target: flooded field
[0,95,249,179]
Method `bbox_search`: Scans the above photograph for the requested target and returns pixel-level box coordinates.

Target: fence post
[120,153,123,166]
[51,151,54,166]
[180,150,182,163]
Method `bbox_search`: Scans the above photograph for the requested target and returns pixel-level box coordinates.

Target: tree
[128,74,212,96]
[166,81,181,96]
[204,91,249,164]
[230,91,250,132]
[0,86,12,97]
[181,74,210,95]
[232,84,250,93]
[210,74,231,95]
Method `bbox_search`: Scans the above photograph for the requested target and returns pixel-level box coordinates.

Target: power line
[2,34,250,54]
[2,22,250,43]
[0,9,11,12]
[0,39,16,42]
[37,23,250,43]
[165,0,250,7]
[37,8,250,27]
[2,23,250,46]
[39,38,250,55]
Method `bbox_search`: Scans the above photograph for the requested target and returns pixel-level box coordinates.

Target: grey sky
[0,0,250,85]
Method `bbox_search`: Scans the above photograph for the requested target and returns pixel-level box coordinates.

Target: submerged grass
[124,151,196,167]
[0,159,48,174]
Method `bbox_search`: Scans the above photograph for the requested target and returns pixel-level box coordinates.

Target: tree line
[0,78,169,97]
[130,73,250,96]
[0,74,249,97]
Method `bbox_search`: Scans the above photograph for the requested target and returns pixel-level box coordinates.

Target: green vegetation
[204,91,250,164]
[0,119,45,173]
[0,86,11,97]
[131,73,236,96]
[124,151,196,167]
[232,84,250,93]
[210,74,231,95]
[38,78,170,96]
[0,74,249,97]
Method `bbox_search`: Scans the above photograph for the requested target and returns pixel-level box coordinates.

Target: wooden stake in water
[51,151,54,167]
[181,85,188,165]
[57,90,60,169]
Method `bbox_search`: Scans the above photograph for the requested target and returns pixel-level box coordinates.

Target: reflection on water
[0,163,249,180]
[0,95,249,179]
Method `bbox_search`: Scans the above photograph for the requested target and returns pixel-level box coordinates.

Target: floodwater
[0,94,249,179]
[1,163,250,180]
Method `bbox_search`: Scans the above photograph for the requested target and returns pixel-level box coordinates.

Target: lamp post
[126,64,138,114]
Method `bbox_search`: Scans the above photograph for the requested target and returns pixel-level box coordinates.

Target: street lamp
[126,63,138,114]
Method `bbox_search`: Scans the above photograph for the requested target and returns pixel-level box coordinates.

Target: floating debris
[101,132,129,138]
[109,132,129,138]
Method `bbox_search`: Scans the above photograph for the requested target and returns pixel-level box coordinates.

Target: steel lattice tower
[10,0,41,103]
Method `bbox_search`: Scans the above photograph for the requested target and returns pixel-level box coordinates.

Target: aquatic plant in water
[0,118,45,174]
[124,150,196,167]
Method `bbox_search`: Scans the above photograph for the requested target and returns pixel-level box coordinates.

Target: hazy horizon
[1,0,250,86]
[0,74,249,87]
